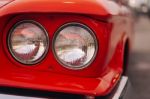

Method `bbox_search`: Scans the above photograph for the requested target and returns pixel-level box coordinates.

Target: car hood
[0,0,120,17]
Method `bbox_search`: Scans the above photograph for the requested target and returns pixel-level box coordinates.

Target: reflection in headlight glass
[9,22,49,64]
[54,24,97,69]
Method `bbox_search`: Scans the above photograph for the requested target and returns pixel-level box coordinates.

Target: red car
[0,0,133,99]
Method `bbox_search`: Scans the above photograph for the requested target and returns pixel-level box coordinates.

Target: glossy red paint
[0,0,14,8]
[0,0,133,97]
[0,0,108,17]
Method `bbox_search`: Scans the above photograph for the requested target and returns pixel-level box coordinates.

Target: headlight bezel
[7,20,50,65]
[52,22,98,70]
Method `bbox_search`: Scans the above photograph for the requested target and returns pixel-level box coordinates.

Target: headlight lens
[53,23,98,70]
[8,21,49,65]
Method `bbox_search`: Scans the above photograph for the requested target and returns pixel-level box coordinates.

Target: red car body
[0,0,133,97]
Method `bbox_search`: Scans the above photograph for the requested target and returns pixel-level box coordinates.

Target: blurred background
[122,0,150,99]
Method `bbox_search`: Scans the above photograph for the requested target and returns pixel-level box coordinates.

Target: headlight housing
[8,20,49,65]
[53,23,98,70]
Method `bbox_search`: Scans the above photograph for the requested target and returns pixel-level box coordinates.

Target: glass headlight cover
[8,20,49,65]
[53,23,98,70]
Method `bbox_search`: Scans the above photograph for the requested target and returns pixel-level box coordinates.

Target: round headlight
[53,23,98,70]
[8,20,49,65]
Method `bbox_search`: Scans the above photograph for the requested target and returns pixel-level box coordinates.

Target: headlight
[8,20,49,65]
[53,23,98,70]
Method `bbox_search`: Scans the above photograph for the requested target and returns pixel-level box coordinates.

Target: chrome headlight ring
[53,22,98,70]
[8,20,49,65]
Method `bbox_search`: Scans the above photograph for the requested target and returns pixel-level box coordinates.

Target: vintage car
[0,0,133,99]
